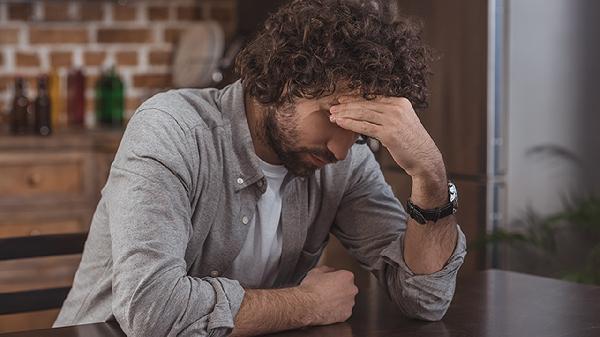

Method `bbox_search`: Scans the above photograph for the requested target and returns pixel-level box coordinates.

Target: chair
[0,233,87,315]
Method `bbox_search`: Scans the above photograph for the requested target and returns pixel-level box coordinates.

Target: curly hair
[235,0,432,109]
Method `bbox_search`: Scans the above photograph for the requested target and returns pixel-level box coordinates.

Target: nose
[327,129,358,162]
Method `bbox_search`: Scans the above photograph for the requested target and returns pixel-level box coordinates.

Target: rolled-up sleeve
[378,226,466,321]
[331,145,467,321]
[106,108,245,337]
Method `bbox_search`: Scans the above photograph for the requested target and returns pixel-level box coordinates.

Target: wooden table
[2,269,599,337]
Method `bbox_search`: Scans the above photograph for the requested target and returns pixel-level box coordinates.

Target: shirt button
[210,270,219,277]
[242,216,249,224]
[237,177,244,184]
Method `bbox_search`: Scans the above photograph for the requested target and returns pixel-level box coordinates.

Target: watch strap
[406,198,456,225]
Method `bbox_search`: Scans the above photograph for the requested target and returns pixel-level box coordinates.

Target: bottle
[107,67,124,127]
[34,75,52,136]
[96,67,124,127]
[67,68,85,127]
[9,77,31,135]
[48,69,63,130]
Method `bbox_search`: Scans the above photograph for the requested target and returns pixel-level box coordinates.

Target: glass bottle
[96,67,124,127]
[67,68,85,127]
[10,77,31,135]
[48,70,63,130]
[108,67,124,127]
[34,75,52,136]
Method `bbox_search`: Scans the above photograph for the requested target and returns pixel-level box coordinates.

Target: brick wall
[0,0,236,128]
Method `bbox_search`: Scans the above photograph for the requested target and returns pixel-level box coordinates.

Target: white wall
[505,0,600,222]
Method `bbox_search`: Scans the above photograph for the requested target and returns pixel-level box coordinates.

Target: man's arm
[403,156,458,274]
[331,96,459,275]
[329,144,466,321]
[107,108,246,337]
[230,288,311,337]
[230,266,359,337]
[329,95,466,321]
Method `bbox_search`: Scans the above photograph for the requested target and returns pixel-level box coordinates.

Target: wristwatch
[406,181,458,224]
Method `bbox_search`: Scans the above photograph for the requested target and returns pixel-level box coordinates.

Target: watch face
[449,182,458,204]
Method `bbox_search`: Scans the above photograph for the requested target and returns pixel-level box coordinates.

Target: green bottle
[96,67,124,127]
[108,67,124,127]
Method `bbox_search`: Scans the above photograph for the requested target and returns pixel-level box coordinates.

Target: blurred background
[0,0,598,333]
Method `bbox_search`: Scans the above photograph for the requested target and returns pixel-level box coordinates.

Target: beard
[262,103,337,177]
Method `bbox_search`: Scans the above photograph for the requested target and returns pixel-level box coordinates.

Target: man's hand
[329,95,444,182]
[230,265,358,337]
[298,265,359,325]
[329,96,458,275]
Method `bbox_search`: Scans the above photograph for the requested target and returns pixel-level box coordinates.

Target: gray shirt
[229,157,287,288]
[54,80,467,337]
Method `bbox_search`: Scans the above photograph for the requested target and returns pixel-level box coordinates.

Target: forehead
[294,85,360,108]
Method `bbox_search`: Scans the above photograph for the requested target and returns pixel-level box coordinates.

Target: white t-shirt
[229,157,287,288]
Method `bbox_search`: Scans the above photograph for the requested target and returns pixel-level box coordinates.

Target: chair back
[0,233,87,315]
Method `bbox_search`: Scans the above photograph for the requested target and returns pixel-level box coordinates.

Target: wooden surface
[0,128,123,152]
[0,128,122,333]
[2,270,598,337]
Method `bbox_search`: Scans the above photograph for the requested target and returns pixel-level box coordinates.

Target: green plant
[476,195,600,285]
[471,145,600,285]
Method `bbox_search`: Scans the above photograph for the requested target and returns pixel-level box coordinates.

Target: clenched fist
[298,265,359,326]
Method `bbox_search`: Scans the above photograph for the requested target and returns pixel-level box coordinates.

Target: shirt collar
[217,80,267,193]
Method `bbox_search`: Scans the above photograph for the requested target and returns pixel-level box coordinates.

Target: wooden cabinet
[0,208,91,238]
[393,0,489,272]
[0,129,122,333]
[0,153,89,205]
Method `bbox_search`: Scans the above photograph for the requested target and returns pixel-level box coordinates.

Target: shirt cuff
[201,277,246,335]
[379,224,467,320]
[381,224,467,278]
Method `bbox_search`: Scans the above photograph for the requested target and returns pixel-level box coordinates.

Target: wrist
[294,285,319,326]
[410,165,448,209]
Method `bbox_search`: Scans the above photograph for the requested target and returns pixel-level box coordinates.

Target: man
[54,0,466,336]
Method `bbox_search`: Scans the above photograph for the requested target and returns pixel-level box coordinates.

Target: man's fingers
[330,116,380,139]
[334,101,397,117]
[330,107,385,125]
